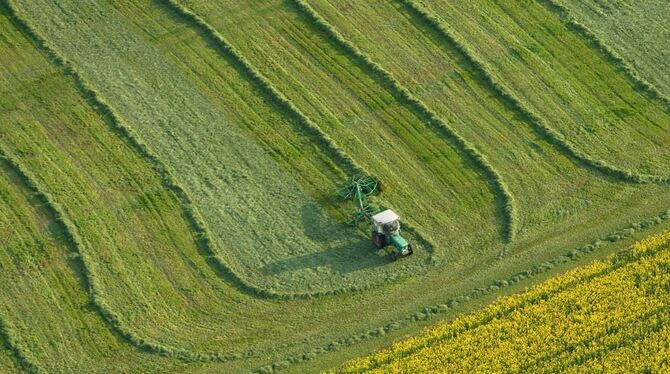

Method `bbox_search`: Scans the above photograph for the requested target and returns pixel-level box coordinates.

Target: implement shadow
[263,204,391,275]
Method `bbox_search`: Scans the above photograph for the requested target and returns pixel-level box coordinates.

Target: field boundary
[541,0,670,109]
[337,223,670,373]
[397,0,670,186]
[256,210,670,372]
[292,0,517,242]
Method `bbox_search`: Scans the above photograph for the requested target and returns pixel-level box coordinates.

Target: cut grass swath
[399,0,670,185]
[290,0,517,242]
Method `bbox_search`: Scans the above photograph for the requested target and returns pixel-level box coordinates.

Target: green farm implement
[339,175,413,261]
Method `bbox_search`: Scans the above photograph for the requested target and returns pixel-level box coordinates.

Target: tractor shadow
[262,204,392,275]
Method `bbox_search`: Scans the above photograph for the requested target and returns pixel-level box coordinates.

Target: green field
[0,0,668,372]
[557,0,670,96]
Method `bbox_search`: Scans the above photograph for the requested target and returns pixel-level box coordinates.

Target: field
[557,0,670,96]
[337,228,670,373]
[0,0,668,372]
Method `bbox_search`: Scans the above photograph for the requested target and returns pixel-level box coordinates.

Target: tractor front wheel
[390,251,399,261]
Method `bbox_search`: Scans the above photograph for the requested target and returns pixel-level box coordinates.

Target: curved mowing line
[290,0,517,243]
[398,0,670,187]
[6,0,438,305]
[159,0,442,268]
[542,0,670,109]
[5,0,427,303]
[0,314,44,373]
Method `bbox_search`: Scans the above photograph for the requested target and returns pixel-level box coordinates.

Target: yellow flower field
[339,231,670,373]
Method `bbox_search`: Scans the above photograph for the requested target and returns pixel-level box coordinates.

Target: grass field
[557,0,670,96]
[339,228,670,373]
[0,0,668,372]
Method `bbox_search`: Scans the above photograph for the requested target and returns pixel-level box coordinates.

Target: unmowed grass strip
[543,0,670,108]
[337,228,670,373]
[399,0,670,185]
[290,0,516,242]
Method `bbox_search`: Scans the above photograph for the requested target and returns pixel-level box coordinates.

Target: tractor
[339,175,413,261]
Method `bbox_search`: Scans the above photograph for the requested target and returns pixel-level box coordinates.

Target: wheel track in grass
[398,0,670,186]
[287,0,516,243]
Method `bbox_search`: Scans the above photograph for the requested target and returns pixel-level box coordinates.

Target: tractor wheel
[372,233,385,249]
[406,244,414,255]
[390,251,399,261]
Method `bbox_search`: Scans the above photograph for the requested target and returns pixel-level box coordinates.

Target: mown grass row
[542,0,670,108]
[159,0,439,297]
[338,226,670,373]
[2,0,279,362]
[553,0,670,98]
[0,312,42,373]
[163,0,364,178]
[6,0,406,302]
[0,148,223,363]
[255,209,670,373]
[180,0,501,264]
[399,0,670,186]
[20,0,414,297]
[290,0,516,242]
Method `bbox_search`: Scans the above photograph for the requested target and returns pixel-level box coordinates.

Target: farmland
[556,0,670,96]
[338,229,670,373]
[0,0,668,372]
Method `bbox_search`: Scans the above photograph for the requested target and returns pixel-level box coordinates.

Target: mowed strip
[0,160,189,372]
[177,0,500,255]
[0,4,271,358]
[557,0,670,96]
[106,0,433,292]
[3,0,504,365]
[422,0,670,176]
[10,0,423,295]
[303,0,668,242]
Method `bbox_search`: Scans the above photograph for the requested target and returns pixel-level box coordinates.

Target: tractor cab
[371,209,413,260]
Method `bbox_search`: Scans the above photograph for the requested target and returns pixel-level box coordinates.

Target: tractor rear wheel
[372,233,385,249]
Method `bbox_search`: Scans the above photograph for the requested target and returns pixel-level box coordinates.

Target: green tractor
[339,175,413,261]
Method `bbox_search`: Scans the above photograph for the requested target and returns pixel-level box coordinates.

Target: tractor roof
[372,209,399,225]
